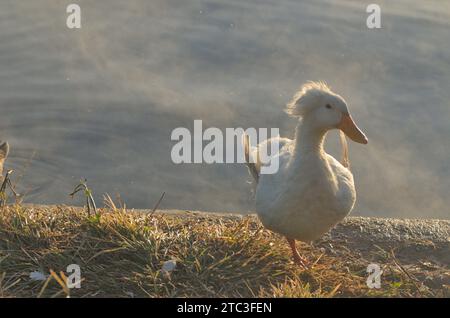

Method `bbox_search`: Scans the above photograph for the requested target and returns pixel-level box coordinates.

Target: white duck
[244,82,368,267]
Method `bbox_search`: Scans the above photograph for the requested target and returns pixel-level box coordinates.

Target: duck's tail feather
[339,131,350,169]
[243,133,260,183]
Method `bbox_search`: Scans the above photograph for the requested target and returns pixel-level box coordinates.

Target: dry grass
[0,205,447,298]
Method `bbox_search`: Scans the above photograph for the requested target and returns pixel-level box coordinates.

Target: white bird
[244,82,368,267]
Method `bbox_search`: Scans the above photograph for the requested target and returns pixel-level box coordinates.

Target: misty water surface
[0,0,449,218]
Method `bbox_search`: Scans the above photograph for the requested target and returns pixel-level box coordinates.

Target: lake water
[1,0,449,218]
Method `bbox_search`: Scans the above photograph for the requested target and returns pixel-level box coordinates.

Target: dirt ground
[167,210,450,295]
[315,217,449,293]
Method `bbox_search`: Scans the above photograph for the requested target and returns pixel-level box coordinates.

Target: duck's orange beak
[338,113,368,144]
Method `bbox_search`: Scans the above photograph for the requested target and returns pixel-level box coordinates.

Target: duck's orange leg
[286,237,309,269]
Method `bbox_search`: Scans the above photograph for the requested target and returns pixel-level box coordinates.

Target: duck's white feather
[254,138,355,241]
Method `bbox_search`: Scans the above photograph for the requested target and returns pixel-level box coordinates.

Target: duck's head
[0,141,9,176]
[286,82,368,144]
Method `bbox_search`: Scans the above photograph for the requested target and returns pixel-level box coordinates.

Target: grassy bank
[0,205,448,298]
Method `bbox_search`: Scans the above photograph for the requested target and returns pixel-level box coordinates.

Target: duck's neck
[294,119,328,156]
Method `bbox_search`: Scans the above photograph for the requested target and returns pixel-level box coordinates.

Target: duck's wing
[243,134,260,182]
[243,135,292,183]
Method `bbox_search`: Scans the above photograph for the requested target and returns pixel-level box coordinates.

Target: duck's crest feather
[285,81,332,117]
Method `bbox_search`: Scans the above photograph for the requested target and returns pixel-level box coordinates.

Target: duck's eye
[325,104,332,109]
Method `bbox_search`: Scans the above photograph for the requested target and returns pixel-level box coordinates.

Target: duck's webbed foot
[286,237,310,269]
